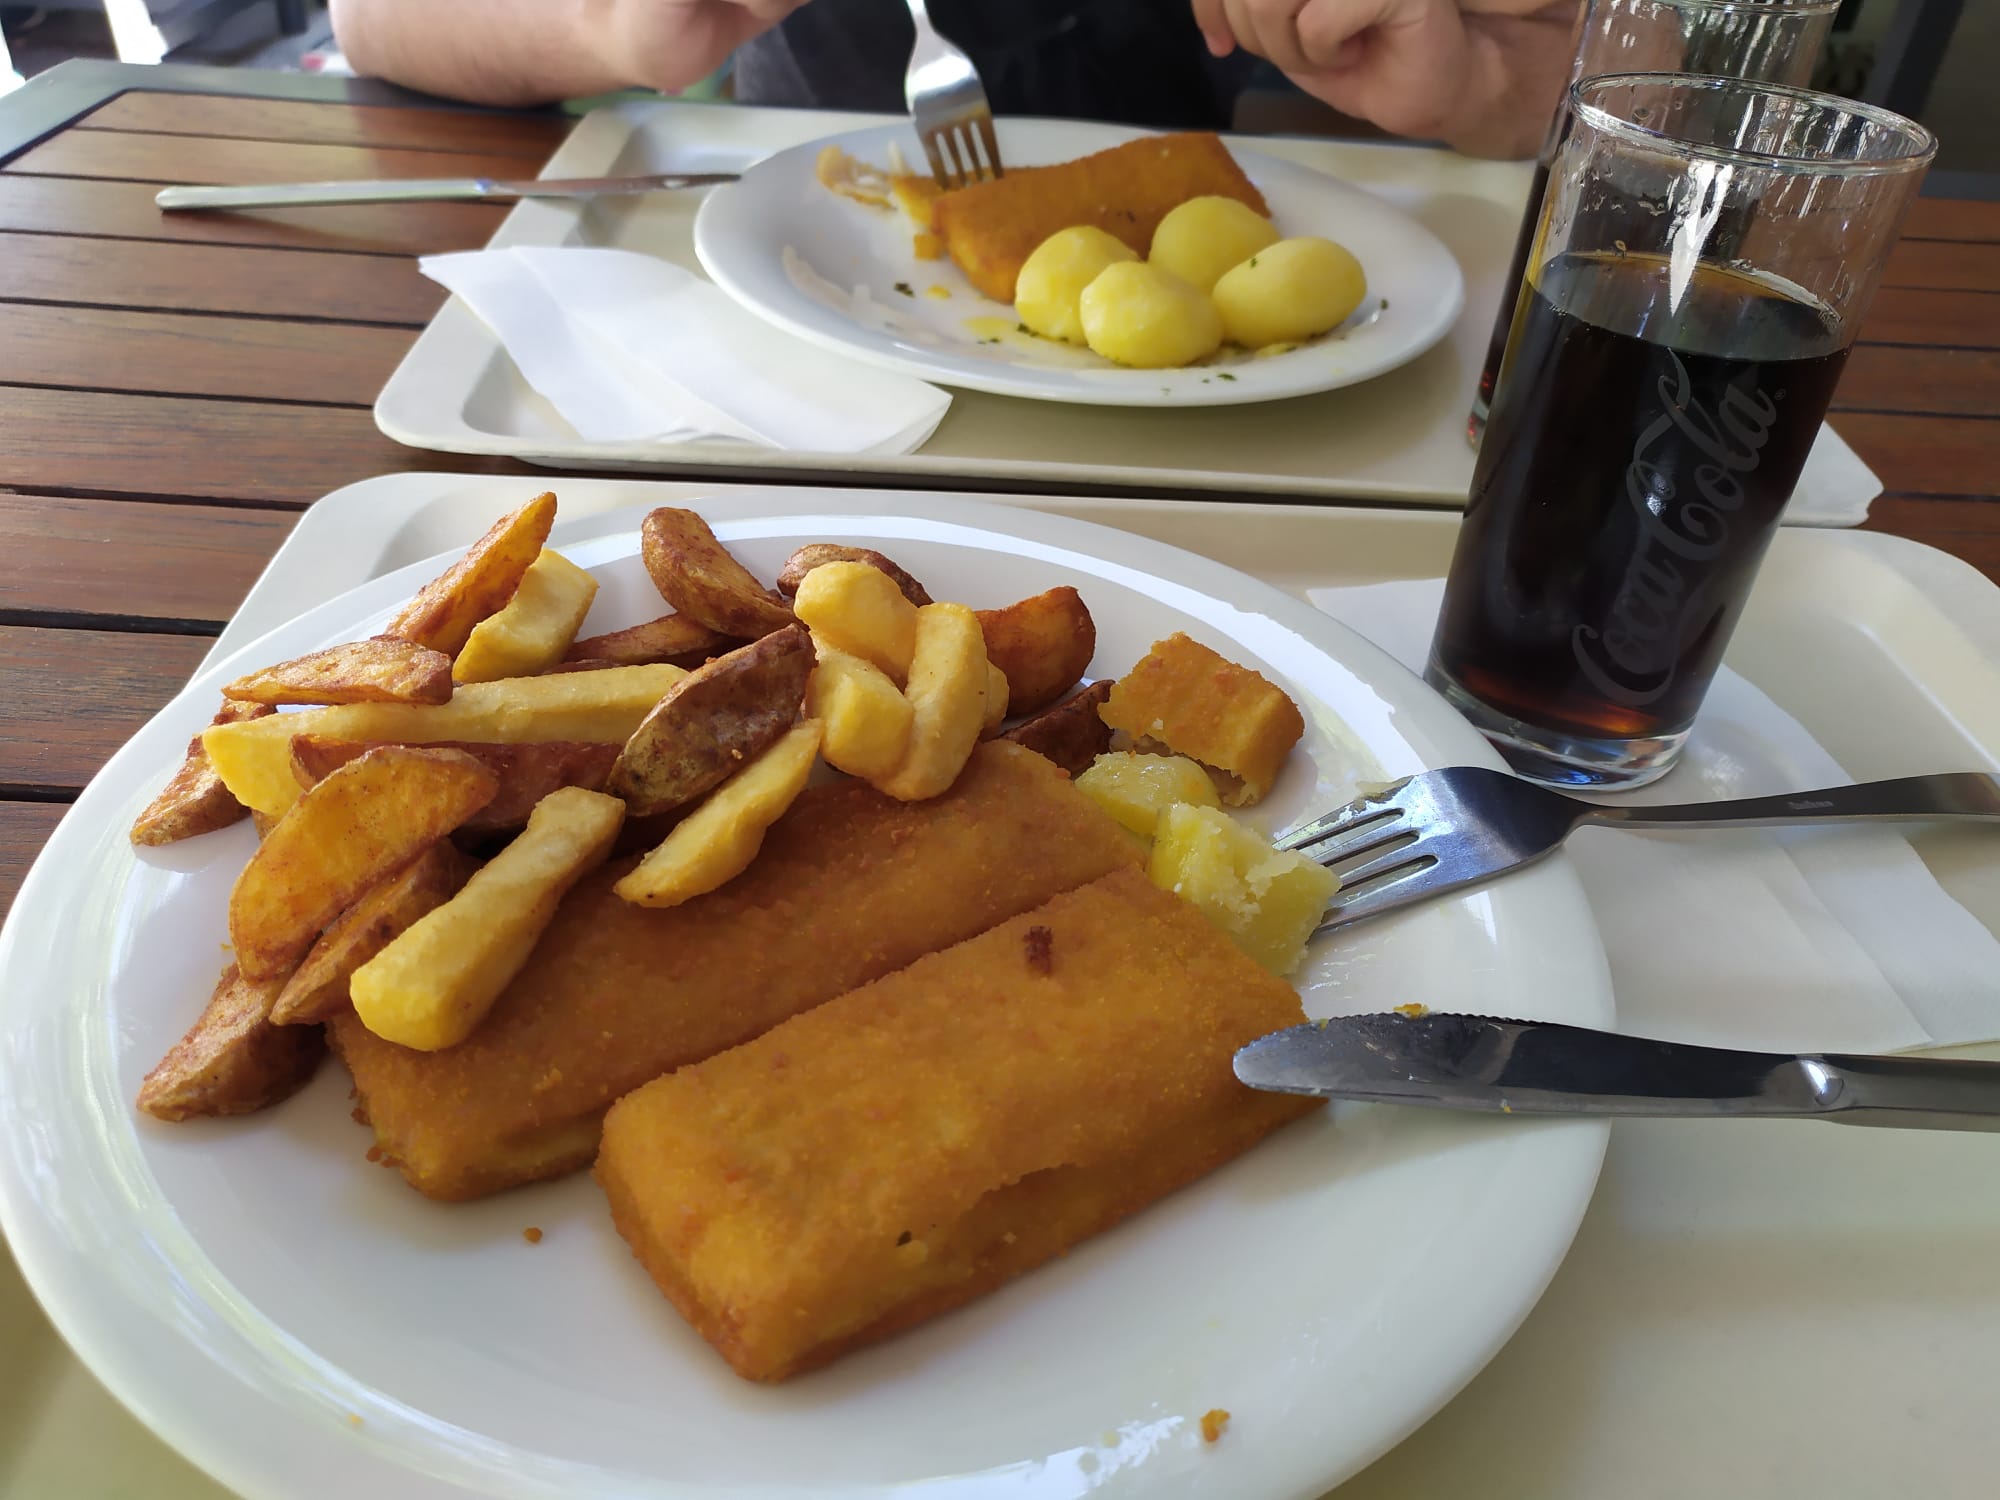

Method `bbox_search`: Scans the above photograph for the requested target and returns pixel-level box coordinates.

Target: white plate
[0,495,1610,1500]
[692,119,1465,407]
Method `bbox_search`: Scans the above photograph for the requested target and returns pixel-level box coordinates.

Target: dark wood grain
[0,231,442,324]
[1833,346,2000,418]
[0,494,295,623]
[0,174,512,256]
[1864,496,2000,585]
[1882,239,2000,293]
[1857,288,2000,350]
[0,625,210,790]
[1834,413,2000,498]
[1904,198,2000,244]
[0,801,66,925]
[4,131,555,188]
[78,93,570,156]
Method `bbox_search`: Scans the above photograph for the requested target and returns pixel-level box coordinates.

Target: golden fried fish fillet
[329,742,1141,1200]
[596,865,1320,1382]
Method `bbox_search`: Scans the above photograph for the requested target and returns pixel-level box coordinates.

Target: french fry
[563,614,737,669]
[792,561,919,684]
[229,746,499,981]
[452,548,599,684]
[137,962,324,1121]
[614,719,822,908]
[290,736,621,833]
[877,603,990,802]
[350,787,626,1051]
[1002,680,1114,777]
[203,663,684,820]
[976,586,1097,716]
[806,647,912,781]
[270,841,477,1025]
[775,544,932,606]
[607,625,813,816]
[984,660,1010,732]
[639,508,795,638]
[223,639,454,707]
[130,697,273,846]
[384,492,557,657]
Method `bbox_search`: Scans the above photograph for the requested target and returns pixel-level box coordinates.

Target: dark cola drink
[1430,249,1848,751]
[1469,158,1553,441]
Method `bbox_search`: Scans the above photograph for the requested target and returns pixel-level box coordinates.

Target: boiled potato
[1014,226,1138,345]
[1078,262,1223,369]
[1075,751,1219,839]
[1149,195,1279,294]
[1212,236,1367,349]
[1148,803,1339,976]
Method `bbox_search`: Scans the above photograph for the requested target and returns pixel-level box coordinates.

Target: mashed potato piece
[1148,803,1338,976]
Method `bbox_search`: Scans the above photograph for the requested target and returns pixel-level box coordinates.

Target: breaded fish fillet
[596,865,1319,1382]
[329,742,1140,1200]
[929,132,1268,302]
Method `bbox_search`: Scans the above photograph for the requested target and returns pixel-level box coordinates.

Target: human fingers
[1189,0,1237,56]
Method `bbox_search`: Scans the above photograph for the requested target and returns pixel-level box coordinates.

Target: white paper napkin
[1791,423,1882,528]
[419,247,951,455]
[1310,577,2000,1054]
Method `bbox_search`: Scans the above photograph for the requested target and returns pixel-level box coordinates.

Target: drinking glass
[1428,73,1935,788]
[1467,0,1840,446]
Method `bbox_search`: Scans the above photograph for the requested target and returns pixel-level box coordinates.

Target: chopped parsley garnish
[893,281,913,297]
[1216,372,1237,382]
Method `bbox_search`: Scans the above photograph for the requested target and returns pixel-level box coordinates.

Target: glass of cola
[1428,73,1934,788]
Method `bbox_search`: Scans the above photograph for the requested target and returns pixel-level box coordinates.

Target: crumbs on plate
[1200,1408,1230,1443]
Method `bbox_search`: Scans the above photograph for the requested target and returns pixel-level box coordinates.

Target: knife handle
[157,179,493,211]
[1819,1053,2000,1131]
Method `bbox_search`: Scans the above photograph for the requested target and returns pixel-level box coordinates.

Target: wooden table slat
[0,801,67,925]
[5,132,562,188]
[1883,239,2000,294]
[0,494,296,623]
[1862,496,2000,582]
[1832,346,2000,418]
[0,230,443,325]
[1829,413,2000,498]
[78,93,570,157]
[1857,287,2000,350]
[0,624,211,790]
[1903,197,2000,244]
[0,304,413,404]
[0,173,511,257]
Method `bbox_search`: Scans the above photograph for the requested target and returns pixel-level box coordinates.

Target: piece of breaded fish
[597,865,1320,1382]
[328,742,1141,1200]
[926,132,1268,302]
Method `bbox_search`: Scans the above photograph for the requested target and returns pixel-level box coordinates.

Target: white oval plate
[0,497,1607,1500]
[693,119,1465,407]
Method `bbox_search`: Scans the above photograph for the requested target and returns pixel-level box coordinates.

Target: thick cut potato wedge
[229,746,499,981]
[270,841,477,1025]
[137,963,324,1121]
[607,625,813,817]
[1001,680,1114,776]
[350,787,626,1051]
[564,613,737,669]
[976,587,1096,717]
[291,736,620,834]
[806,647,912,781]
[452,548,599,684]
[793,561,920,684]
[878,603,990,802]
[384,492,557,657]
[223,639,454,707]
[776,544,932,606]
[204,663,684,820]
[614,719,822,908]
[640,508,794,638]
[130,697,273,846]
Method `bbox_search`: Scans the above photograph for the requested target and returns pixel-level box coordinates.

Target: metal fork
[903,0,1004,189]
[1277,768,2000,934]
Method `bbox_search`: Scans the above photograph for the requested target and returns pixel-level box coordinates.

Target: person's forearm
[331,0,661,107]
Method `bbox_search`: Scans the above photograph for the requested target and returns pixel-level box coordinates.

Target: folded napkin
[1310,578,2000,1054]
[1791,423,1882,528]
[420,247,951,454]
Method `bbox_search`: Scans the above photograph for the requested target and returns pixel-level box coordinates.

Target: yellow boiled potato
[1078,261,1224,369]
[1149,195,1280,294]
[1212,236,1367,349]
[1014,226,1138,344]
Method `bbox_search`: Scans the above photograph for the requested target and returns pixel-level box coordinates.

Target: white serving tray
[11,477,1995,1500]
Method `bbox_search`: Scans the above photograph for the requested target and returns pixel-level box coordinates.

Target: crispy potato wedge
[291,736,621,833]
[984,660,1010,733]
[384,492,557,657]
[563,613,737,669]
[976,586,1097,717]
[878,603,990,802]
[130,697,273,846]
[775,544,932,606]
[137,963,324,1121]
[204,663,684,820]
[614,719,822,908]
[640,508,794,638]
[607,625,813,817]
[793,561,919,684]
[271,841,476,1025]
[1001,680,1114,777]
[806,647,912,781]
[351,787,625,1051]
[453,548,599,684]
[223,639,454,707]
[229,746,499,981]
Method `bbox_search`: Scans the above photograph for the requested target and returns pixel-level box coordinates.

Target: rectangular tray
[374,100,1878,516]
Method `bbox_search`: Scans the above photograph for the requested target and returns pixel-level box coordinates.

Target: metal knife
[1234,1012,2000,1131]
[155,172,740,212]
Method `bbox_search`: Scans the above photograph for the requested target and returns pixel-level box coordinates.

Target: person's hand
[604,0,811,93]
[1189,0,1579,159]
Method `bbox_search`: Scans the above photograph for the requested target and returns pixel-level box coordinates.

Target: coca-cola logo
[1570,351,1781,707]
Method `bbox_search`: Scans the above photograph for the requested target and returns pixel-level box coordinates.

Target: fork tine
[1314,859,1464,934]
[974,114,1004,179]
[1273,780,1412,853]
[919,132,954,190]
[1282,809,1404,863]
[1301,823,1418,875]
